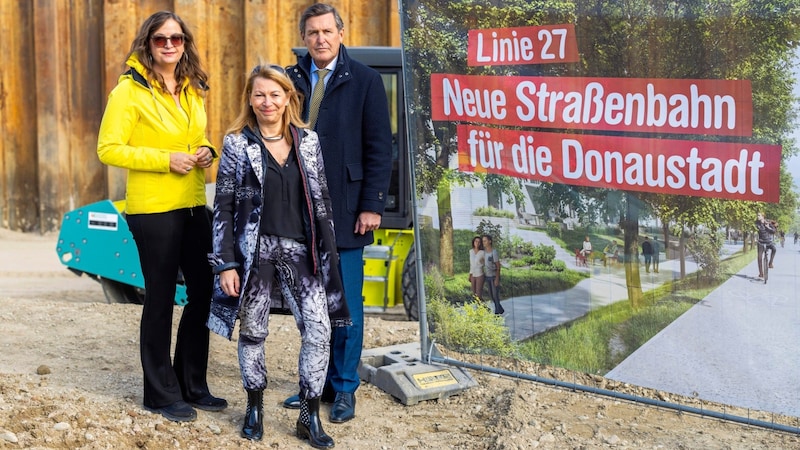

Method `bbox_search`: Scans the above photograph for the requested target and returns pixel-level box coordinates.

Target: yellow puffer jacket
[97,54,216,214]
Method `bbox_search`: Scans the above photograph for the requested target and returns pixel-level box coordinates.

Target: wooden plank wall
[0,0,400,232]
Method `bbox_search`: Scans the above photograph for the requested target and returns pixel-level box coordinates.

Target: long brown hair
[472,236,483,250]
[226,64,307,140]
[125,11,209,96]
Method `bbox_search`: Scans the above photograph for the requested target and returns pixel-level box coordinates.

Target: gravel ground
[0,229,798,449]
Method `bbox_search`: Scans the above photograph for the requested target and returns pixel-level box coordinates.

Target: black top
[756,219,776,244]
[260,146,305,242]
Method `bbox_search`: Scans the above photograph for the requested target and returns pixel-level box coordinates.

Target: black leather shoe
[329,392,356,423]
[145,400,197,422]
[187,394,228,412]
[282,394,301,410]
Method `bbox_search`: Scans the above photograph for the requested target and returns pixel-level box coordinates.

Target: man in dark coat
[641,236,654,273]
[282,3,392,424]
[755,212,777,278]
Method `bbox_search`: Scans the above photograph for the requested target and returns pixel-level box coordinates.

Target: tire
[759,244,770,284]
[401,245,419,321]
[101,278,144,304]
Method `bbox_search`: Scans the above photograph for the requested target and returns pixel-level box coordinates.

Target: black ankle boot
[296,397,334,449]
[241,389,264,441]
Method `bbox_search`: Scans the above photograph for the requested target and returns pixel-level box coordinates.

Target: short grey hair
[299,3,344,36]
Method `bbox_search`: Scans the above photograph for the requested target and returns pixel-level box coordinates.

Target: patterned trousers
[238,235,331,397]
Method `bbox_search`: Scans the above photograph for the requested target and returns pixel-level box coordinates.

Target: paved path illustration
[497,229,799,418]
[500,229,702,341]
[605,245,800,418]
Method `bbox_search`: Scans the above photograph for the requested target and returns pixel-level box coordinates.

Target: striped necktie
[307,68,330,129]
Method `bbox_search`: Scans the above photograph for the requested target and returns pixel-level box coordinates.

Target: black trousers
[127,206,213,408]
[757,241,777,275]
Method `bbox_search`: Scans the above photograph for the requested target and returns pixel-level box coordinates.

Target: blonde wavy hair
[226,64,307,142]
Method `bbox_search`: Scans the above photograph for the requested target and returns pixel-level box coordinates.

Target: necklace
[258,127,283,141]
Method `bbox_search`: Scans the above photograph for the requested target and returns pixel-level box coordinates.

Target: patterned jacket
[207,125,349,339]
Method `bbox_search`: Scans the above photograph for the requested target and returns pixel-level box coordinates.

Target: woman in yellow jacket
[97,11,225,422]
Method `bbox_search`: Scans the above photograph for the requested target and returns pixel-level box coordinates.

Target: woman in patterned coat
[207,64,348,448]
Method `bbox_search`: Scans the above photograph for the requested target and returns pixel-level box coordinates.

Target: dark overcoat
[286,44,393,249]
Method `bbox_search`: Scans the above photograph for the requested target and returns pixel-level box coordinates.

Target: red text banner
[433,74,753,137]
[457,125,780,202]
[467,24,579,66]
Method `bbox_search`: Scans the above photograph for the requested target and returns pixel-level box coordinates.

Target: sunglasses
[151,34,185,48]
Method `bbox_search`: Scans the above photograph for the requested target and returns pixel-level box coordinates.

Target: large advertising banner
[400,0,799,424]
